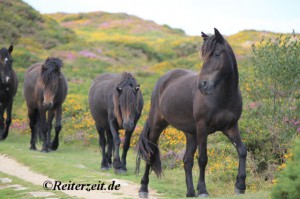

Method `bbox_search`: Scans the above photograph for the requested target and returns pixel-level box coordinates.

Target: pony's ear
[116,87,122,93]
[41,64,46,72]
[134,84,140,92]
[214,28,224,43]
[54,64,60,73]
[8,45,13,54]
[201,32,209,41]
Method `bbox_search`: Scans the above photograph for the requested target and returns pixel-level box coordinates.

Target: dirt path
[0,154,158,199]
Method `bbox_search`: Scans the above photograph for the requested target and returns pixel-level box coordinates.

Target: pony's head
[113,72,142,132]
[41,57,63,110]
[198,28,237,95]
[0,45,13,85]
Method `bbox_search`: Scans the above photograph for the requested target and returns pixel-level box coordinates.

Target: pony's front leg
[120,130,133,173]
[38,108,48,152]
[51,107,62,150]
[0,107,4,140]
[2,100,13,140]
[223,123,247,194]
[28,109,37,150]
[196,122,209,197]
[108,120,122,173]
[46,110,55,150]
[184,133,197,197]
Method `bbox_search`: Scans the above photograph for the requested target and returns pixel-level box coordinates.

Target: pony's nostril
[202,81,207,88]
[42,102,53,109]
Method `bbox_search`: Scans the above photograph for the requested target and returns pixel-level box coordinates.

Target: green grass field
[0,132,271,198]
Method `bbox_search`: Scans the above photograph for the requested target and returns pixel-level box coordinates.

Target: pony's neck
[214,67,240,102]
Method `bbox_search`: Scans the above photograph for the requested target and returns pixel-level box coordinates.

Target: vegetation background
[0,0,299,198]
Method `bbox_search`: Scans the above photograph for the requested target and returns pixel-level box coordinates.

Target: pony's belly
[160,103,196,133]
[169,120,196,134]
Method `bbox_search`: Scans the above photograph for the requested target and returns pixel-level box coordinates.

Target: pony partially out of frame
[137,28,247,198]
[89,72,143,173]
[24,57,68,152]
[0,45,18,140]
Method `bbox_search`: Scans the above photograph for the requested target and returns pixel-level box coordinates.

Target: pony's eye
[214,51,221,56]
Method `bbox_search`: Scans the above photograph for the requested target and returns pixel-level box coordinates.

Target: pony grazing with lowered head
[0,45,18,140]
[89,72,143,173]
[24,57,68,152]
[136,28,247,198]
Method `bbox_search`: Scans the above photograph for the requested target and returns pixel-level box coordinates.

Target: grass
[0,131,271,198]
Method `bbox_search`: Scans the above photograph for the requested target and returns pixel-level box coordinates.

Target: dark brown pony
[137,28,247,197]
[0,45,18,140]
[24,57,68,152]
[89,72,143,173]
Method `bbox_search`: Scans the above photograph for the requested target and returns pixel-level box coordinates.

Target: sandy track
[0,154,158,199]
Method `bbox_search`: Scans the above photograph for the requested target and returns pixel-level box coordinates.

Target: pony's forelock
[41,57,62,85]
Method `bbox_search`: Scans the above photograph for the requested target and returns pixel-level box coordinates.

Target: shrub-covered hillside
[0,0,76,49]
[2,0,299,198]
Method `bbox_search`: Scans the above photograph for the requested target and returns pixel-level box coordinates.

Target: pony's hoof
[114,169,127,174]
[41,148,49,153]
[50,142,59,151]
[198,193,209,198]
[101,167,110,171]
[30,146,37,151]
[234,186,245,194]
[139,191,148,198]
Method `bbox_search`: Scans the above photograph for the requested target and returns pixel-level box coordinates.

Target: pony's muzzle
[123,121,134,132]
[43,102,53,110]
[198,80,214,95]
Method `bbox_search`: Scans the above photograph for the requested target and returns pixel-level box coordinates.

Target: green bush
[271,138,300,199]
[242,33,300,177]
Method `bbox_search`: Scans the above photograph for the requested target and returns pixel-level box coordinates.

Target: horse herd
[0,29,247,198]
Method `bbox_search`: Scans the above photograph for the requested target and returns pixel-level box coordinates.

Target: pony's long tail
[136,118,162,177]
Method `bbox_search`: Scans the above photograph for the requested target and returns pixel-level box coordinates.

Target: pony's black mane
[113,72,140,126]
[201,35,220,62]
[41,57,62,85]
[117,72,138,88]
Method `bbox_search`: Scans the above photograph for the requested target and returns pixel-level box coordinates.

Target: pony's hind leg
[51,107,62,150]
[2,100,13,140]
[28,109,38,150]
[96,124,109,170]
[184,133,197,197]
[138,116,168,197]
[105,129,113,167]
[223,123,247,194]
